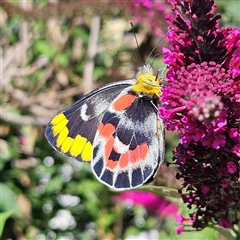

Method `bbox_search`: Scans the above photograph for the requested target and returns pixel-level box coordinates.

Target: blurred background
[1,1,239,239]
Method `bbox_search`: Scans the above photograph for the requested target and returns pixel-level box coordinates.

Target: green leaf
[33,40,57,59]
[5,108,21,115]
[0,140,11,169]
[169,226,218,240]
[29,69,43,83]
[0,210,13,237]
[57,53,69,67]
[5,17,22,44]
[0,183,19,212]
[72,27,89,44]
[94,66,106,79]
[210,225,236,240]
[139,185,181,198]
[124,226,141,239]
[45,175,63,194]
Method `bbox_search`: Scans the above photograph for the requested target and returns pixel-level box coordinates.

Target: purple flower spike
[160,0,240,230]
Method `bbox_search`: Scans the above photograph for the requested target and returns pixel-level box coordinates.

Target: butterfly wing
[45,80,134,162]
[91,89,164,190]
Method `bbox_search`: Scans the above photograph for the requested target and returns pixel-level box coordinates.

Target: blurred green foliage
[0,1,238,239]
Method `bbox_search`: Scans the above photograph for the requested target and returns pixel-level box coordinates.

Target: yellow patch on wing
[51,113,69,137]
[51,113,66,125]
[56,127,68,147]
[81,141,92,162]
[69,135,87,158]
[61,137,74,153]
[50,113,93,162]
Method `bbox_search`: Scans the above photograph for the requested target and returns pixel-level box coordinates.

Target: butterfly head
[132,64,163,98]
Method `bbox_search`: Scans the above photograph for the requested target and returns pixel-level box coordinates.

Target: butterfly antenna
[151,53,167,79]
[130,22,145,65]
[150,53,162,68]
[146,30,170,65]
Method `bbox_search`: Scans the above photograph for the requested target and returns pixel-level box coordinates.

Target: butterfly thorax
[132,65,163,98]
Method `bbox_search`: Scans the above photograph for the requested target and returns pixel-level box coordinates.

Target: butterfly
[45,63,165,190]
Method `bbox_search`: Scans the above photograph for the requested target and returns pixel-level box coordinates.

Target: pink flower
[212,134,226,149]
[220,179,230,188]
[232,144,240,157]
[231,52,240,77]
[113,191,178,218]
[201,184,211,194]
[176,214,184,223]
[176,226,183,234]
[229,128,238,138]
[227,161,236,174]
[219,218,232,228]
[175,214,194,234]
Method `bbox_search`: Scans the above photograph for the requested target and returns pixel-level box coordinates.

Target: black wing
[45,80,134,162]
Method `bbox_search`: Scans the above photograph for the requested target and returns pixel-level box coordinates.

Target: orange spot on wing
[119,152,129,168]
[105,137,119,170]
[129,150,138,164]
[135,143,148,163]
[119,143,149,169]
[106,159,118,170]
[100,123,115,138]
[113,94,136,111]
[105,137,114,160]
[97,122,104,133]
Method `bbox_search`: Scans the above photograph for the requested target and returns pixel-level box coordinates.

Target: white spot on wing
[114,136,129,154]
[80,103,90,121]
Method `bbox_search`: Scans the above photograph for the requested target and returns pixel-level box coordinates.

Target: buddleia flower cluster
[159,0,240,232]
